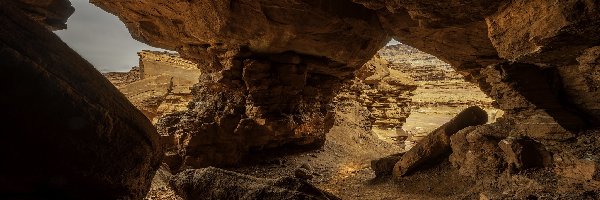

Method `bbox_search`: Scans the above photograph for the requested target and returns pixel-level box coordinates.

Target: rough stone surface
[0,2,161,199]
[14,0,74,30]
[449,124,507,177]
[393,106,488,177]
[335,55,417,142]
[371,153,404,178]
[498,137,553,173]
[170,167,340,200]
[486,0,600,65]
[88,0,600,196]
[90,0,389,68]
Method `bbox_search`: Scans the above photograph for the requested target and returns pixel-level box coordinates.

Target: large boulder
[393,106,488,177]
[0,2,162,199]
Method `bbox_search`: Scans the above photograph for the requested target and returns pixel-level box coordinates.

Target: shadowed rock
[0,2,161,199]
[170,167,340,200]
[393,106,488,177]
[371,152,405,178]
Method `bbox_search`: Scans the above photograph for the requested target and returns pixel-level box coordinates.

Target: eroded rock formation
[1,1,161,199]
[335,54,417,142]
[92,0,391,170]
[90,0,600,197]
[105,51,201,123]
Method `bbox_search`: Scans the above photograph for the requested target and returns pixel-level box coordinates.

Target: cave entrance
[364,39,503,150]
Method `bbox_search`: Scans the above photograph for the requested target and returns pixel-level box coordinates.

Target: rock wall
[105,51,201,123]
[1,1,161,199]
[91,0,600,196]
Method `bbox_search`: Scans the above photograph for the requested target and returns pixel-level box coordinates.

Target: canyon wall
[1,1,162,199]
[105,51,201,123]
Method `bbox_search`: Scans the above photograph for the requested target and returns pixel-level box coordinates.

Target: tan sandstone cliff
[105,51,201,123]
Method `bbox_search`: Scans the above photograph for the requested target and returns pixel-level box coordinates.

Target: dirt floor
[229,100,481,200]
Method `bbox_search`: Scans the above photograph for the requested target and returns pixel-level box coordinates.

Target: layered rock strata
[379,44,499,149]
[335,55,417,142]
[1,2,161,199]
[105,51,200,123]
[92,0,600,197]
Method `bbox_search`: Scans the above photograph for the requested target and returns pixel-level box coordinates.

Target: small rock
[295,168,314,180]
[371,152,405,177]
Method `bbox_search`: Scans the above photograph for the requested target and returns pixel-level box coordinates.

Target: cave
[1,0,599,199]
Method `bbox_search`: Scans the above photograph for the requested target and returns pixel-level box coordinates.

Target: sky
[54,0,164,72]
[55,1,400,72]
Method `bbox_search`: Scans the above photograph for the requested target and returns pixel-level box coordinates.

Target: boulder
[393,106,488,177]
[0,2,161,199]
[170,167,340,200]
[371,152,405,178]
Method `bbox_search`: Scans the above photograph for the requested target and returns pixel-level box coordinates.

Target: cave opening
[359,39,503,151]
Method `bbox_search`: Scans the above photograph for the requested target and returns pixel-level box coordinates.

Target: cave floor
[228,107,478,200]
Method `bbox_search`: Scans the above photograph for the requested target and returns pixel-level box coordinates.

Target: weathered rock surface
[90,0,389,68]
[1,2,161,199]
[105,51,201,123]
[371,153,404,178]
[393,106,488,177]
[170,167,340,200]
[90,0,600,196]
[14,0,74,30]
[335,54,417,142]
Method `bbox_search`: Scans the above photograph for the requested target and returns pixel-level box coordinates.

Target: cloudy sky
[54,1,164,72]
[55,1,399,72]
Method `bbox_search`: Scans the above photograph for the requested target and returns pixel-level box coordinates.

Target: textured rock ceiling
[91,0,390,69]
[93,0,600,125]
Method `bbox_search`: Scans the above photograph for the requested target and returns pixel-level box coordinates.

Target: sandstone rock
[14,0,74,30]
[449,124,507,177]
[371,152,405,178]
[498,137,552,173]
[553,132,600,186]
[87,0,600,194]
[91,0,389,68]
[170,167,340,200]
[0,2,161,199]
[341,55,417,140]
[487,0,600,65]
[294,168,314,180]
[393,106,488,177]
[478,63,588,138]
[294,163,315,180]
[105,51,200,123]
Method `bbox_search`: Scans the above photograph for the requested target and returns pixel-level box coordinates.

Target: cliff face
[336,54,417,143]
[105,51,201,123]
